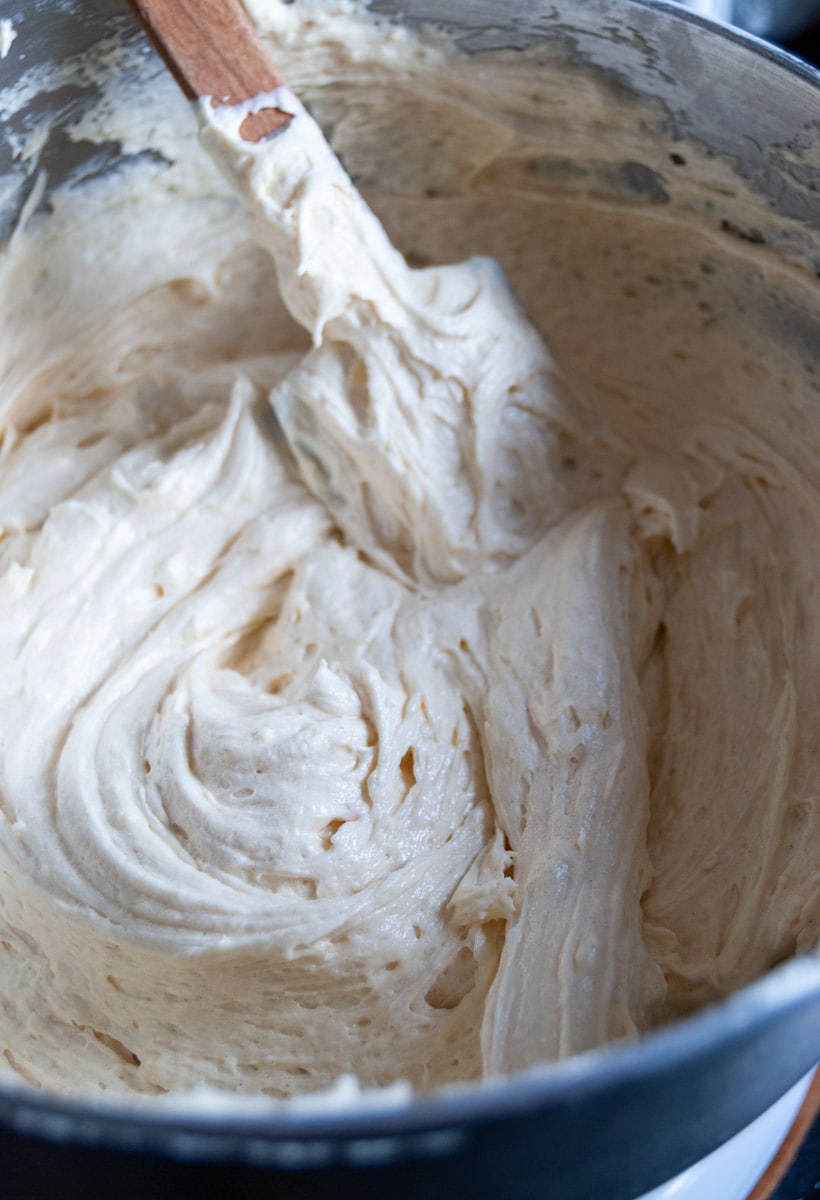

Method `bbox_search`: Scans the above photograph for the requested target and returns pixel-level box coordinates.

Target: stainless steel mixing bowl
[0,2,817,1198]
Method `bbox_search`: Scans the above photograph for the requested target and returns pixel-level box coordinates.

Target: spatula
[127,0,293,143]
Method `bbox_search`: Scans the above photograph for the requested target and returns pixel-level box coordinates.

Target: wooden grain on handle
[127,0,293,141]
[747,1069,820,1200]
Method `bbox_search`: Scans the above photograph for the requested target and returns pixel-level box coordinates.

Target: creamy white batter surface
[0,0,817,1099]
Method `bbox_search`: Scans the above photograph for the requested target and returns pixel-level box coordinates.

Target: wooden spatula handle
[128,0,293,140]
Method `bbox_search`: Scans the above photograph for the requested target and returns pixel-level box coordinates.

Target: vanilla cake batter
[0,0,816,1099]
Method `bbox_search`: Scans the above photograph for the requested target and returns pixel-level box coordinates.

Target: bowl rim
[625,0,820,87]
[1,950,818,1145]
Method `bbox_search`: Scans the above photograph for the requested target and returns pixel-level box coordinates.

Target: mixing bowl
[0,1,818,1197]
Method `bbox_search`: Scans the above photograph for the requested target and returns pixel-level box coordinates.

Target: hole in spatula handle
[127,0,294,142]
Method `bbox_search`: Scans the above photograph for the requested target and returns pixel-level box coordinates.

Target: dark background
[791,20,820,66]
